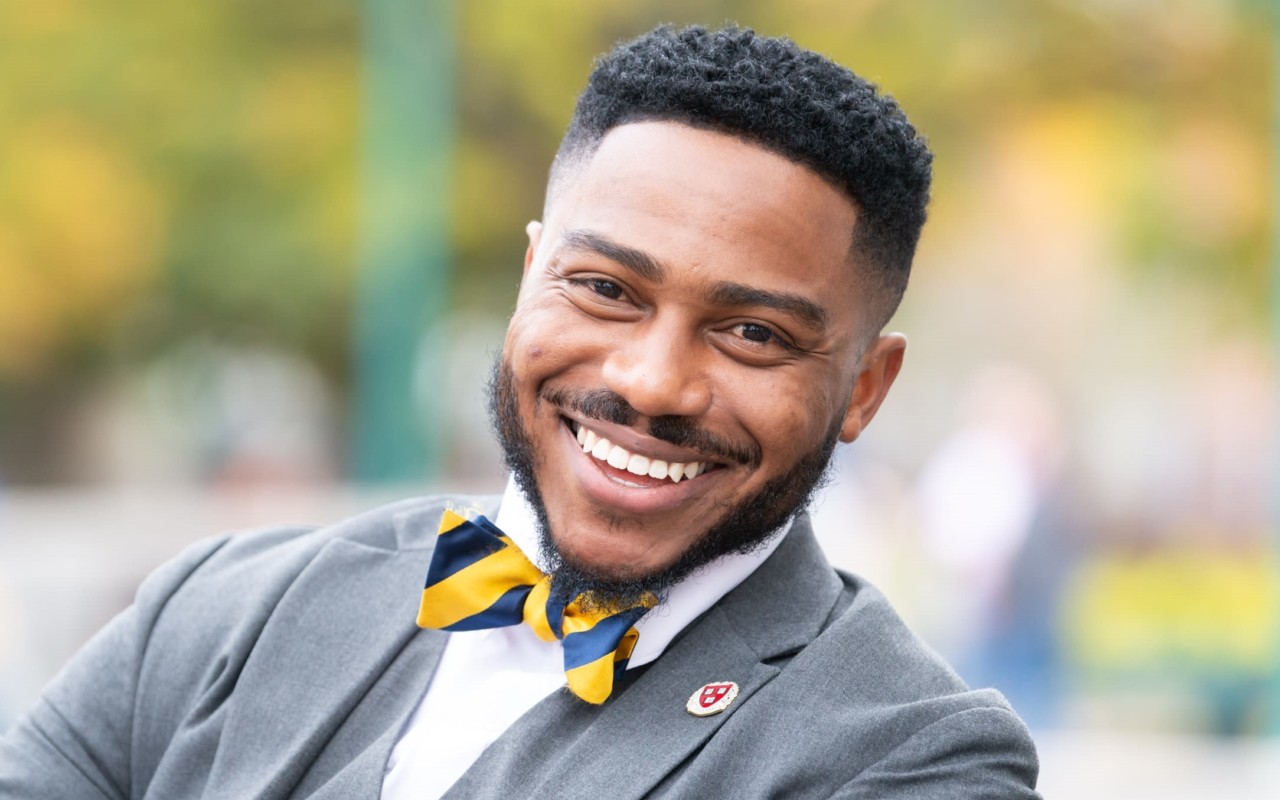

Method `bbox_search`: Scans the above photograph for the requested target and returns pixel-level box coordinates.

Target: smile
[565,418,720,486]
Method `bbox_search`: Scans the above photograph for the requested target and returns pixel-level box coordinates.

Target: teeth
[590,437,612,459]
[606,445,630,469]
[574,423,712,484]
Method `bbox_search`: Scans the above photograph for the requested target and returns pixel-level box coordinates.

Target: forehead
[544,122,862,319]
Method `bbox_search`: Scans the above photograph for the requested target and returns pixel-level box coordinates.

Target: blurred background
[1,0,1276,795]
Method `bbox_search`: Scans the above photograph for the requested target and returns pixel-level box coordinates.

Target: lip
[559,412,717,466]
[559,417,730,516]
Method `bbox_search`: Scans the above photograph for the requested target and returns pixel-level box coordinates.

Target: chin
[545,515,688,584]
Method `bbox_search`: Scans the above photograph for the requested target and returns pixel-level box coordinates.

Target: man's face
[495,122,905,587]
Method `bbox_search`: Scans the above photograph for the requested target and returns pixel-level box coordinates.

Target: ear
[523,220,543,275]
[839,333,907,443]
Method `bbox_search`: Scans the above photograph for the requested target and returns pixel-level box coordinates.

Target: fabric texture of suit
[0,495,1041,798]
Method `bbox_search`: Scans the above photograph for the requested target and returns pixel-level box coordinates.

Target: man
[0,25,1041,798]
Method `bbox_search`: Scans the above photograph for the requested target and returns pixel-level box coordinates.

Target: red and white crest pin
[686,681,739,717]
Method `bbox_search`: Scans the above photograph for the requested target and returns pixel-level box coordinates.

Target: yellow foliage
[242,57,359,180]
[1065,546,1280,673]
[0,119,163,376]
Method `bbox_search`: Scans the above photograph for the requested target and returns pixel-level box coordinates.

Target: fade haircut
[549,24,933,331]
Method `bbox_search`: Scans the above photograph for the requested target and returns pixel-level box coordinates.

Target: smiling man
[1,25,1041,799]
[493,119,882,598]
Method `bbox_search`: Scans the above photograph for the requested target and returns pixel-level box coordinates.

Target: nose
[599,319,712,419]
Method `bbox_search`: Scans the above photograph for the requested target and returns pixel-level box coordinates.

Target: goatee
[486,355,839,609]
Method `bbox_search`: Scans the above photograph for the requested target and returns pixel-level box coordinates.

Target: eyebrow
[708,281,829,329]
[559,230,667,282]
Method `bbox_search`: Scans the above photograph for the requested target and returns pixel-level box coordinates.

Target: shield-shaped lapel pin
[686,681,740,717]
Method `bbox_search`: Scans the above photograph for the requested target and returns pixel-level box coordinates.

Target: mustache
[541,386,759,467]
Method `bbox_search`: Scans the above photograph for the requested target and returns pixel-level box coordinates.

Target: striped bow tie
[416,509,656,704]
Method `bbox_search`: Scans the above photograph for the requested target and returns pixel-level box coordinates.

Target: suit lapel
[445,515,843,800]
[290,620,446,798]
[711,514,845,661]
[202,503,448,800]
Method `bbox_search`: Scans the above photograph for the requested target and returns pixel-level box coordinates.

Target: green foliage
[0,0,1270,480]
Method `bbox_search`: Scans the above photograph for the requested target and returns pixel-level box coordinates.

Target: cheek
[504,303,602,387]
[740,374,846,458]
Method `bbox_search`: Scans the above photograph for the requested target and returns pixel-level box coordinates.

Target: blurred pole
[1272,0,1280,737]
[352,0,455,483]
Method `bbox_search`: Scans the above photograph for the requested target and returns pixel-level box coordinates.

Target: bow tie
[416,509,656,704]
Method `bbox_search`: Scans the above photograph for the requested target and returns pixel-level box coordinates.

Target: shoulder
[800,571,1041,795]
[703,565,1040,796]
[103,492,499,692]
[817,570,972,698]
[140,493,500,618]
[819,570,1031,725]
[125,494,499,768]
[5,494,496,796]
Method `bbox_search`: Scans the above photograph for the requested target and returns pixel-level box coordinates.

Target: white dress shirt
[381,478,789,799]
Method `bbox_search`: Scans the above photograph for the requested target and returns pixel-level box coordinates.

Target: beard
[486,355,839,610]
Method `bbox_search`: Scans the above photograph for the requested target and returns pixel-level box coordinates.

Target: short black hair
[551,24,933,329]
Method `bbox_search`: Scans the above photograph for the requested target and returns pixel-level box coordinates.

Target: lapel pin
[686,681,739,717]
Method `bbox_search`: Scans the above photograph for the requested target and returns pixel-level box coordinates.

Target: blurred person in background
[0,24,1040,798]
[915,363,1078,728]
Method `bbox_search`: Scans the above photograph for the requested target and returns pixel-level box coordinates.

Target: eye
[737,322,778,344]
[583,278,624,300]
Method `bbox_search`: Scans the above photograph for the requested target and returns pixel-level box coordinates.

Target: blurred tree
[0,1,359,478]
[0,0,1270,481]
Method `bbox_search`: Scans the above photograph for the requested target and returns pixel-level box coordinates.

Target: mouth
[562,417,725,487]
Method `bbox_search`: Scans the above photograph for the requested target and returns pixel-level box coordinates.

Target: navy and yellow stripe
[416,510,543,631]
[416,509,656,704]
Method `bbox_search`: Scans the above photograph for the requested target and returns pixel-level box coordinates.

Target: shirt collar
[493,476,790,667]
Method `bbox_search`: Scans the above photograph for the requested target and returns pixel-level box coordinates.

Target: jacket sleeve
[831,706,1042,799]
[0,535,232,799]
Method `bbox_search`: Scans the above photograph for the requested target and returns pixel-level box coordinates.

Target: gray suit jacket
[0,496,1040,798]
